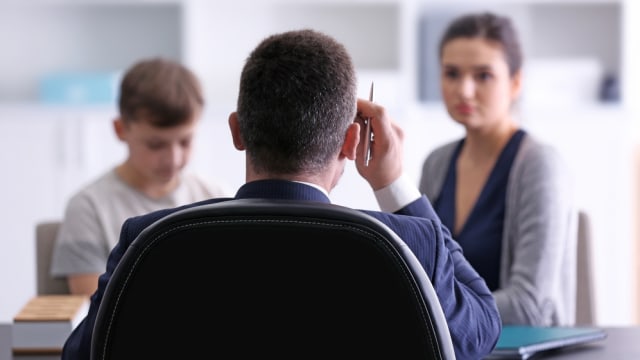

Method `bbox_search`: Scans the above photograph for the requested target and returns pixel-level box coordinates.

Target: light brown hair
[118,57,204,127]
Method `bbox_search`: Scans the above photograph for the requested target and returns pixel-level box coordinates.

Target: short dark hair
[118,57,204,127]
[439,12,523,76]
[236,29,357,175]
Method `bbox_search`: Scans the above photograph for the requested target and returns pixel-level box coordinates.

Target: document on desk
[485,325,607,360]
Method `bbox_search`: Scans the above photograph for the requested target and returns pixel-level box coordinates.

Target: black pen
[364,81,374,166]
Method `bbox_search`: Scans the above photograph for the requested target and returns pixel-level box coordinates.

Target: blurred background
[0,0,638,327]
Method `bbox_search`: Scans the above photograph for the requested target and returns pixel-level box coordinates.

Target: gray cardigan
[419,134,577,326]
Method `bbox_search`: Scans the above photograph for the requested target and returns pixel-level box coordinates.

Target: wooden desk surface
[536,326,640,359]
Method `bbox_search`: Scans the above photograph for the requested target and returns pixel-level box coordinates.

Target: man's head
[231,29,358,178]
[114,57,205,188]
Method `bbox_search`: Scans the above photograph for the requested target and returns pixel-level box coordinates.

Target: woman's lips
[455,103,473,115]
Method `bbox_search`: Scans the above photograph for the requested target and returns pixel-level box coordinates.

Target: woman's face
[440,37,521,131]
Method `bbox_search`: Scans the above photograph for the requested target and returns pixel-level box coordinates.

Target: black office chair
[91,199,455,359]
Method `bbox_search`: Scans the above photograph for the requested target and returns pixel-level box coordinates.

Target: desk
[0,322,59,360]
[0,323,11,360]
[2,323,639,359]
[534,327,640,359]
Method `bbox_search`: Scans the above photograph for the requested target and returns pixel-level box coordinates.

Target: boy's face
[115,116,199,186]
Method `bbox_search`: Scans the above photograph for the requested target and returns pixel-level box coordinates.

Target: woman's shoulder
[514,132,571,181]
[426,140,459,159]
[518,133,566,166]
[420,139,462,195]
[423,139,460,170]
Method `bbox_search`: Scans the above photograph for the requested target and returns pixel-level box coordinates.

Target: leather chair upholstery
[91,199,455,359]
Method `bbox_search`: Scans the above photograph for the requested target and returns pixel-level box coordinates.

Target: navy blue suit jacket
[62,179,501,360]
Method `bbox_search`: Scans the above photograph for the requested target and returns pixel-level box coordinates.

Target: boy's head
[118,57,204,127]
[114,58,205,188]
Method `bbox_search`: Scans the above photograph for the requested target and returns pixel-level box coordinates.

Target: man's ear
[340,122,360,161]
[228,112,245,150]
[113,117,126,141]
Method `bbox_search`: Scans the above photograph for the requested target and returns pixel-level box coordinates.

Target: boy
[50,57,229,295]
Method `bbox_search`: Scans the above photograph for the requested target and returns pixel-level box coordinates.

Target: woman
[419,12,578,326]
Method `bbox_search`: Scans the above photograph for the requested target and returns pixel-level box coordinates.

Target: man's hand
[354,98,404,190]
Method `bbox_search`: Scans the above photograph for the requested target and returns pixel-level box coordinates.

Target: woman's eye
[476,72,493,81]
[444,69,458,79]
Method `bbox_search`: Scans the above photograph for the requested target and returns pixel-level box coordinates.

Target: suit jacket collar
[235,179,331,204]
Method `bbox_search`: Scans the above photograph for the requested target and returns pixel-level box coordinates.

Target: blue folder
[486,325,607,359]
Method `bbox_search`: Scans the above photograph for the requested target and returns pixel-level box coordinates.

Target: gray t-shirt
[51,168,229,277]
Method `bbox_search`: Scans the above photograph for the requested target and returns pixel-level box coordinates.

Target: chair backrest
[91,199,455,360]
[575,210,595,325]
[35,221,70,295]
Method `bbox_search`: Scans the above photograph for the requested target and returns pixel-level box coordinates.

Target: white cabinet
[0,105,121,322]
[0,108,66,321]
[416,1,623,105]
[181,0,632,111]
[0,0,631,108]
[0,1,182,103]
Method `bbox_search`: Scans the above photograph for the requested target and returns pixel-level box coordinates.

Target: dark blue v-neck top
[433,129,526,291]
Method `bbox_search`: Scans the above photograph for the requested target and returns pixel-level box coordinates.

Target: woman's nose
[457,76,475,99]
